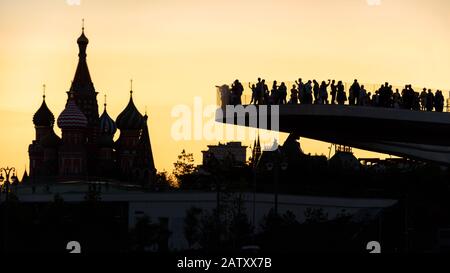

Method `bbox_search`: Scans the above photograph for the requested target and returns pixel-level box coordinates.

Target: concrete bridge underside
[216,104,450,165]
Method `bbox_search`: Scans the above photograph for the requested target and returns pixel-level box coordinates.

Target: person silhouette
[426,89,434,112]
[290,84,298,104]
[393,89,401,109]
[313,80,320,104]
[296,78,305,104]
[319,80,330,104]
[270,80,278,105]
[231,79,244,105]
[249,83,257,105]
[435,90,445,112]
[279,82,288,104]
[304,80,313,104]
[359,85,367,106]
[336,81,347,105]
[330,80,337,104]
[217,84,231,107]
[262,79,269,105]
[420,88,427,111]
[349,79,360,106]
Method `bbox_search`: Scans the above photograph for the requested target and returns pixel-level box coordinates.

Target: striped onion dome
[57,99,88,129]
[33,98,55,127]
[116,94,143,130]
[99,107,117,135]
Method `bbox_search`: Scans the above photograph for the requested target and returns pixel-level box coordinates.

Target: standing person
[419,88,428,111]
[304,80,313,104]
[426,89,434,112]
[359,85,367,106]
[313,80,320,104]
[330,80,337,104]
[296,78,305,104]
[319,80,330,104]
[290,84,298,104]
[412,92,420,111]
[255,78,263,104]
[261,79,269,104]
[231,79,244,105]
[393,89,401,109]
[279,82,288,105]
[372,90,380,106]
[336,81,347,105]
[249,83,257,105]
[387,85,394,107]
[349,79,360,106]
[270,81,279,105]
[366,92,372,106]
[218,84,231,107]
[435,90,445,112]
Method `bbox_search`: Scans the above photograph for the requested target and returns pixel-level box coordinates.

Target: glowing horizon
[1,0,450,176]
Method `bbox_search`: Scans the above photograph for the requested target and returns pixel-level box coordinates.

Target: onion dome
[99,97,117,135]
[40,131,62,148]
[57,99,88,129]
[33,97,55,127]
[116,90,144,130]
[77,30,89,45]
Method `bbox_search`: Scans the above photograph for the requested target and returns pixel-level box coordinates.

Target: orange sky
[1,0,450,176]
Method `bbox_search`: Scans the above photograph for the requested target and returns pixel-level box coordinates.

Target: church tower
[29,86,61,179]
[97,95,117,177]
[67,22,100,175]
[69,22,99,128]
[28,23,157,185]
[57,93,88,177]
[116,84,156,186]
[251,133,262,167]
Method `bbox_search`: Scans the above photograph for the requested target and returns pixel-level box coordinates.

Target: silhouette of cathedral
[28,26,156,186]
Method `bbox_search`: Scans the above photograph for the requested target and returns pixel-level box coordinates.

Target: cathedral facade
[28,27,156,186]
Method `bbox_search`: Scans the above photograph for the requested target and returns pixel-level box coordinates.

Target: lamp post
[0,166,18,201]
[0,166,18,252]
[265,153,288,215]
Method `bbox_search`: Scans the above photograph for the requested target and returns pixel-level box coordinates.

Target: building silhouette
[28,27,156,186]
[201,142,247,166]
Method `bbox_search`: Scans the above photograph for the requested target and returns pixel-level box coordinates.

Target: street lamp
[265,153,288,215]
[0,166,17,252]
[0,167,18,200]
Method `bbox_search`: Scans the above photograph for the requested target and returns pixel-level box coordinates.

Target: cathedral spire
[70,19,95,93]
[130,79,133,97]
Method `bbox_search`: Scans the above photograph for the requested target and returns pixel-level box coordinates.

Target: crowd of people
[221,78,447,112]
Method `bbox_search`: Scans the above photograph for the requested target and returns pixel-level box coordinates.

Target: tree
[173,150,196,188]
[155,171,177,189]
[173,150,196,178]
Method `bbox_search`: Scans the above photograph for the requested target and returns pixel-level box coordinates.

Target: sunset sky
[1,0,450,176]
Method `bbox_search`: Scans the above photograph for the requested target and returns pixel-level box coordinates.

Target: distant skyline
[1,0,450,175]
